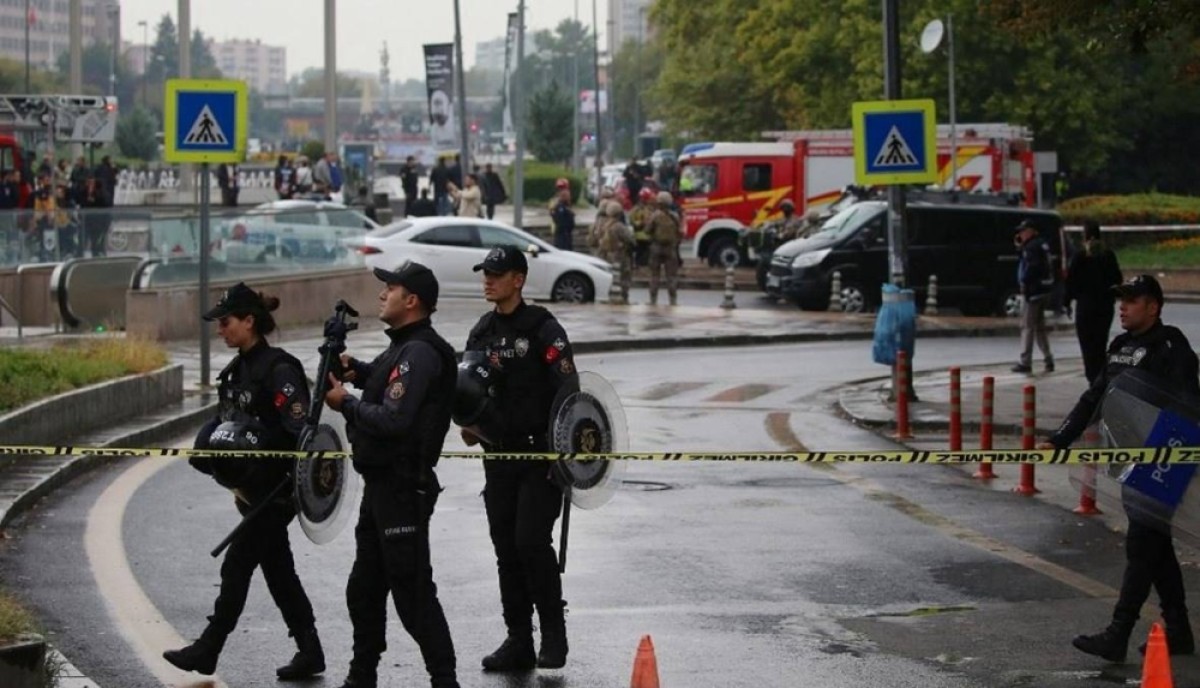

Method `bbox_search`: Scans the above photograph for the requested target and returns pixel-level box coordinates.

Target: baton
[558,487,571,573]
[210,476,291,558]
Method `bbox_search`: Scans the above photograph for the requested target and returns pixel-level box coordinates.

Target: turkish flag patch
[388,366,400,382]
[274,391,287,408]
[544,345,560,364]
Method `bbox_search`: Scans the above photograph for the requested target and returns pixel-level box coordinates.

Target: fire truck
[0,95,119,184]
[676,123,1038,267]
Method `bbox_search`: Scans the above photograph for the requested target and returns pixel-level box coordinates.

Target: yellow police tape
[0,444,1197,465]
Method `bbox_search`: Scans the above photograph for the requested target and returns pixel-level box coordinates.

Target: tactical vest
[467,304,557,448]
[651,209,681,246]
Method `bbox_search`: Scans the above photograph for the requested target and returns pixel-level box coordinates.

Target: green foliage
[1059,194,1200,226]
[0,339,167,412]
[1116,238,1200,270]
[291,69,363,98]
[54,42,136,106]
[526,81,574,165]
[0,590,36,642]
[648,0,1200,194]
[114,107,158,161]
[0,57,61,94]
[301,140,326,162]
[506,161,583,204]
[610,38,665,158]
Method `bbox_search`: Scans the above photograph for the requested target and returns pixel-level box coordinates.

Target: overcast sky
[118,1,609,80]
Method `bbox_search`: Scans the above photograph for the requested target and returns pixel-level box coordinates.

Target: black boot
[163,635,222,675]
[1073,623,1134,663]
[334,674,376,688]
[481,634,536,672]
[276,627,325,680]
[537,601,568,669]
[1140,611,1195,656]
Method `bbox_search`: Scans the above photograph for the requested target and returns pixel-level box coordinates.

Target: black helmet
[206,420,267,488]
[453,351,501,428]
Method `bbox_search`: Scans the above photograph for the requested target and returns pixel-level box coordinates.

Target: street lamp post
[107,4,118,97]
[920,16,957,190]
[633,6,644,159]
[138,20,147,109]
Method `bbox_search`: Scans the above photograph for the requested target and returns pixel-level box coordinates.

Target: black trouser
[483,459,565,636]
[206,500,316,643]
[485,201,497,219]
[346,473,457,685]
[1075,304,1113,385]
[1113,517,1187,626]
[404,191,416,217]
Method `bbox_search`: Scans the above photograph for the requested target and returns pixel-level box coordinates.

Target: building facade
[0,0,119,74]
[608,0,651,53]
[474,36,505,73]
[210,38,286,95]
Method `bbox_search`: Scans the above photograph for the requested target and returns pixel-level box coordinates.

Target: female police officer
[461,245,579,672]
[163,283,326,681]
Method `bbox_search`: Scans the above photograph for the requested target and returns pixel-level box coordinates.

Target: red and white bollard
[1014,384,1040,495]
[949,367,962,452]
[973,376,996,480]
[894,350,912,440]
[1074,426,1102,515]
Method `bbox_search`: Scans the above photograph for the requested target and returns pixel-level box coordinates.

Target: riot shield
[548,371,628,510]
[295,422,359,545]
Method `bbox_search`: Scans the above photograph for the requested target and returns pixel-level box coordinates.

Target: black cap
[203,282,263,321]
[373,261,440,312]
[473,245,528,275]
[1014,219,1037,235]
[1112,274,1164,305]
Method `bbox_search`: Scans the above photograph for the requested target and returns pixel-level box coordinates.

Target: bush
[1059,193,1200,226]
[300,140,325,162]
[0,590,35,643]
[0,338,168,412]
[505,161,584,206]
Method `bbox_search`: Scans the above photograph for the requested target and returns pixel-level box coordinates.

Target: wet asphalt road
[7,334,1200,687]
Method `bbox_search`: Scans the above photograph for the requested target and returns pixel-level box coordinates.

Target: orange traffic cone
[630,634,660,688]
[1142,622,1174,688]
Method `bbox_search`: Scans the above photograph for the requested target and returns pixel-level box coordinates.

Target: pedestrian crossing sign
[164,79,248,163]
[852,99,937,185]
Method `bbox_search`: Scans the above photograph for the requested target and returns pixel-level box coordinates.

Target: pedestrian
[275,155,294,200]
[1040,274,1197,662]
[410,188,437,218]
[481,163,507,220]
[97,155,117,206]
[1066,219,1123,384]
[590,199,634,304]
[164,283,326,681]
[328,153,343,200]
[1011,219,1055,374]
[448,154,463,190]
[460,245,578,672]
[217,162,240,207]
[324,262,461,688]
[430,158,452,216]
[294,157,314,196]
[401,156,420,217]
[646,190,682,306]
[623,161,643,201]
[450,173,483,218]
[80,175,110,257]
[549,179,575,250]
[313,152,333,192]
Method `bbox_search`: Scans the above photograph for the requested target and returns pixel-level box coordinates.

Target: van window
[817,203,885,241]
[742,163,771,192]
[909,209,981,246]
[679,163,717,197]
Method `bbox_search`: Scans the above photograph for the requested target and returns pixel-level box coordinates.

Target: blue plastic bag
[872,283,916,365]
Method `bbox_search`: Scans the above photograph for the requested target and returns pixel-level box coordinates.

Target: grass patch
[1115,236,1200,270]
[0,337,168,413]
[0,590,36,643]
[1060,193,1200,226]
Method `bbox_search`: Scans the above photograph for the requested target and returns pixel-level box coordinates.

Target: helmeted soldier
[594,200,635,304]
[629,187,655,267]
[774,199,804,242]
[645,190,683,306]
[164,283,325,682]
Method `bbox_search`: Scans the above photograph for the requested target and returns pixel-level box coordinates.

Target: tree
[0,57,61,94]
[55,43,136,106]
[610,37,665,158]
[526,80,574,164]
[115,107,158,161]
[290,68,363,98]
[301,140,325,162]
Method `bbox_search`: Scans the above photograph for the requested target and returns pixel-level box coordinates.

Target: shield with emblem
[547,371,627,509]
[294,423,359,544]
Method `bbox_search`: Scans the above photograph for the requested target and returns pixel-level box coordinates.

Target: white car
[356,217,615,303]
[216,200,380,264]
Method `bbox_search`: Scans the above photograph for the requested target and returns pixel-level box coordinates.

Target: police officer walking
[1040,275,1198,662]
[646,191,683,306]
[460,245,580,672]
[164,283,325,681]
[1066,219,1123,384]
[323,262,461,688]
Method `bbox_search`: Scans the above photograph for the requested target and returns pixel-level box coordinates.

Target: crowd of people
[0,154,117,263]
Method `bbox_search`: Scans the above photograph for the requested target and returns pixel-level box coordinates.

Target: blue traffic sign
[164,79,248,163]
[851,99,937,185]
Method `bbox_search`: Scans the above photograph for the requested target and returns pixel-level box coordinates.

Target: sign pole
[512,0,526,228]
[882,0,907,287]
[199,162,211,388]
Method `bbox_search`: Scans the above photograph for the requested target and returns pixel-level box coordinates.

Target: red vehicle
[0,95,118,199]
[676,124,1038,267]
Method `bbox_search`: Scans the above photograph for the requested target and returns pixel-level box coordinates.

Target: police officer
[1040,275,1198,662]
[323,262,460,688]
[461,245,579,672]
[646,190,683,306]
[164,283,325,681]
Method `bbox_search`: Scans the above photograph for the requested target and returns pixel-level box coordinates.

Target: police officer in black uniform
[461,245,580,672]
[164,283,325,680]
[1041,275,1199,662]
[324,262,460,688]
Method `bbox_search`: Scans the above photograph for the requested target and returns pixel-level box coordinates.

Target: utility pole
[592,0,603,174]
[24,0,30,93]
[513,0,526,228]
[179,0,192,193]
[453,0,470,174]
[572,0,580,172]
[324,0,337,155]
[883,0,907,287]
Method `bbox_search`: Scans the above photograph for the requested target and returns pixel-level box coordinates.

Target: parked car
[215,200,379,264]
[587,163,625,203]
[765,201,1066,316]
[355,217,615,303]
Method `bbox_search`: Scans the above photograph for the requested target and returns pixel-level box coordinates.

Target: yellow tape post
[0,445,1194,465]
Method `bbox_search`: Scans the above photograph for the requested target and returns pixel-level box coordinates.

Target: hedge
[505,162,585,206]
[1059,193,1200,226]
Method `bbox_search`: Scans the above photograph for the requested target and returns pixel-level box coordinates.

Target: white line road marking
[84,456,228,688]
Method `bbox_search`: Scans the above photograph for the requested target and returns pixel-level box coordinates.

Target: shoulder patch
[544,345,561,364]
[387,380,405,400]
[388,366,401,383]
[559,358,574,374]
